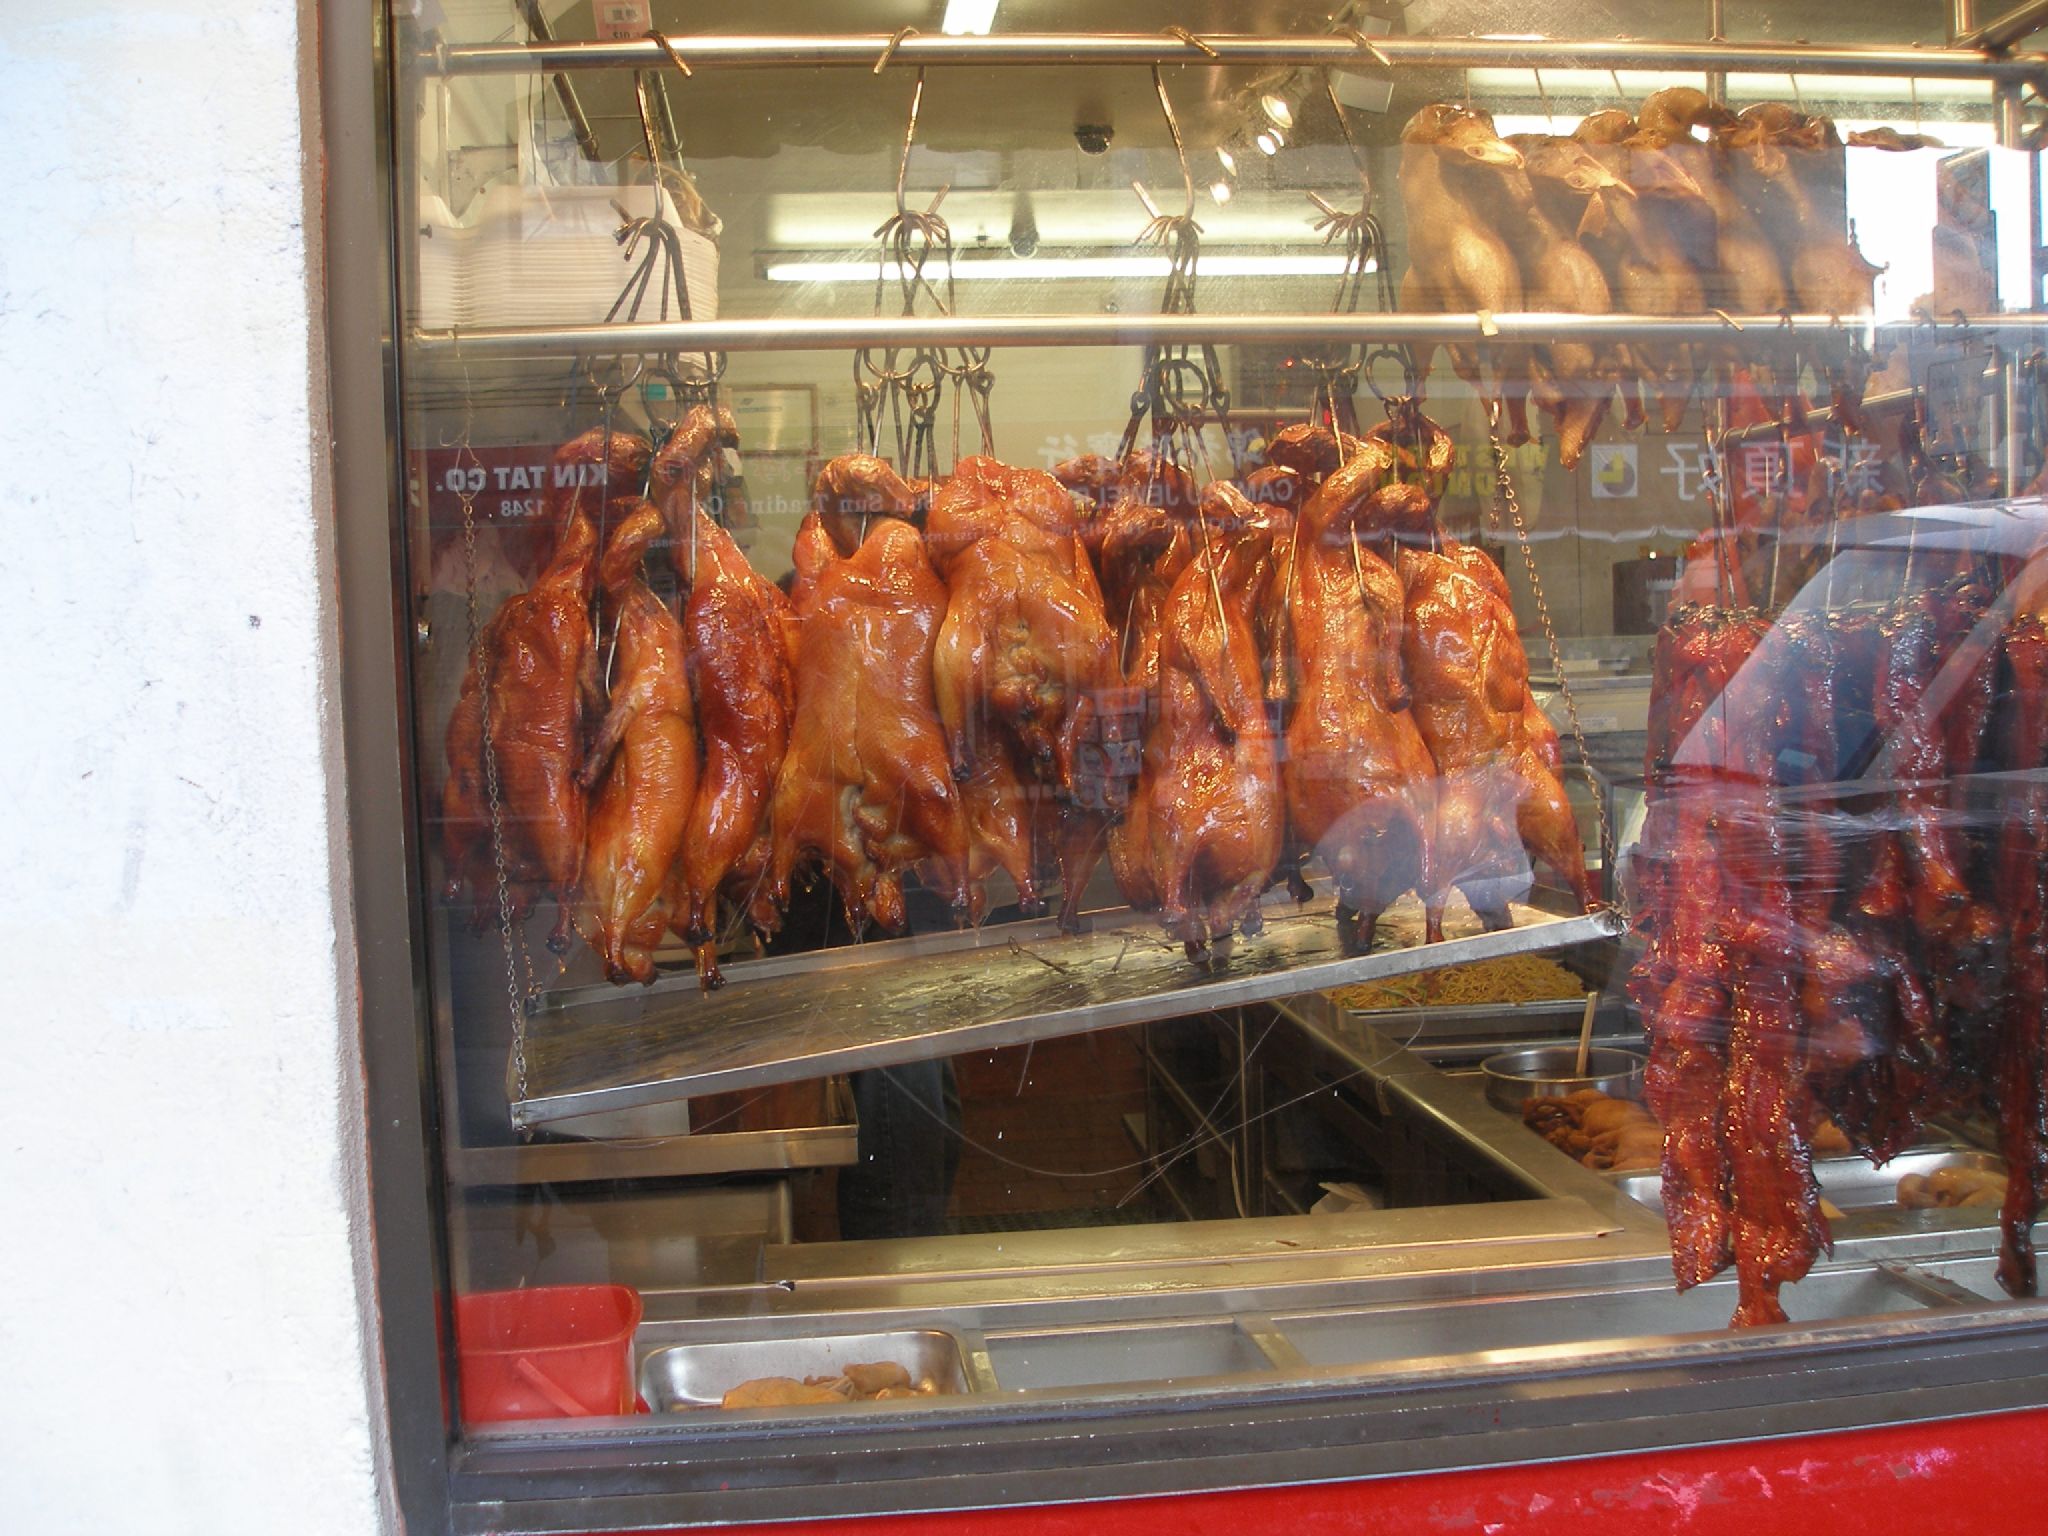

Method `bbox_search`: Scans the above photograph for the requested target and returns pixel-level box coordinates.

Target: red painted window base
[589,1407,2048,1536]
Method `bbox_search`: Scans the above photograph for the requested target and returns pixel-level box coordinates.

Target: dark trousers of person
[837,1060,962,1240]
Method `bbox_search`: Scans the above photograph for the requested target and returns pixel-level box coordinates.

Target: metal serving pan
[639,1329,974,1411]
[1614,1148,2009,1216]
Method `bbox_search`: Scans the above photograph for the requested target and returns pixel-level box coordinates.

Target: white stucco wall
[0,5,385,1534]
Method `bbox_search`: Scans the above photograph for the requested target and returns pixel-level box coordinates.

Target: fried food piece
[1580,1098,1640,1138]
[721,1377,852,1409]
[843,1361,913,1396]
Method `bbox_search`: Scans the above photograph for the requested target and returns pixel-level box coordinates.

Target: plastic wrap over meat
[1630,501,2048,1325]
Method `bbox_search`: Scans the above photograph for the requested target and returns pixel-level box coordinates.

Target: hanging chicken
[575,498,699,985]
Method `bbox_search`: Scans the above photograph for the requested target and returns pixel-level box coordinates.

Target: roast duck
[441,428,647,954]
[444,404,1593,982]
[1397,92,1887,459]
[762,474,977,937]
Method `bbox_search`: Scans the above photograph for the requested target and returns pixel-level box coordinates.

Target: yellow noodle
[1329,953,1585,1013]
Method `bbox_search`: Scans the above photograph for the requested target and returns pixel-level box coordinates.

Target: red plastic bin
[455,1284,643,1423]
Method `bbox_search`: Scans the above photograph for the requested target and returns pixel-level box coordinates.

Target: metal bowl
[1480,1047,1645,1116]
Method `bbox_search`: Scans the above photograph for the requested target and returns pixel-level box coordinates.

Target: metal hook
[1336,24,1393,72]
[1165,25,1218,57]
[894,67,927,221]
[632,72,667,191]
[1323,74,1372,199]
[646,29,690,77]
[1534,67,1556,131]
[874,26,917,74]
[1151,65,1196,224]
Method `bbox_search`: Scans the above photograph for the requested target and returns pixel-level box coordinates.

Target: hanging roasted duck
[1391,530,1593,930]
[1498,135,1632,469]
[1725,104,1881,320]
[647,406,798,990]
[1285,455,1439,954]
[1124,483,1290,954]
[760,492,976,936]
[1572,110,1712,433]
[1086,454,1200,911]
[575,498,699,985]
[441,488,606,954]
[505,426,653,585]
[1397,104,1534,439]
[926,455,1122,923]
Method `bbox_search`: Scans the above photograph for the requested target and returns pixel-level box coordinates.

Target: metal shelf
[426,33,2048,85]
[408,312,2048,361]
[448,1077,858,1187]
[509,894,1625,1130]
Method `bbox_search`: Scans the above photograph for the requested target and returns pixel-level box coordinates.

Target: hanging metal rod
[426,33,2048,85]
[1958,0,2048,52]
[408,312,2048,361]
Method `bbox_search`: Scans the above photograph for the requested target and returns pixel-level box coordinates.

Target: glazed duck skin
[1285,471,1439,954]
[763,514,975,935]
[577,499,699,986]
[442,503,602,953]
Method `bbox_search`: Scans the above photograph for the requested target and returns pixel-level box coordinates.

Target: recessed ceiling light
[941,0,999,36]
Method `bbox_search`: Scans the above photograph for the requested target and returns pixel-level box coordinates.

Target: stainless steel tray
[1614,1148,2009,1216]
[639,1329,974,1411]
[512,895,1623,1128]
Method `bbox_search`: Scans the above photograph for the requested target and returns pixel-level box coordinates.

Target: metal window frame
[321,7,2048,1534]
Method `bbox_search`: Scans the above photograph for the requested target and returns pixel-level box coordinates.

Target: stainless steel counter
[468,989,2027,1429]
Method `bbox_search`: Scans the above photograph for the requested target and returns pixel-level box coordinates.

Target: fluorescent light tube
[763,253,1370,283]
[941,0,999,35]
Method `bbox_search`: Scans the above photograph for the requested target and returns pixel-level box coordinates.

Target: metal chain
[1482,417,1619,915]
[452,389,536,1123]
